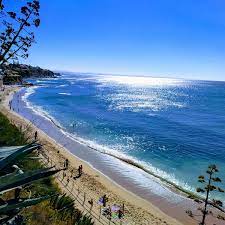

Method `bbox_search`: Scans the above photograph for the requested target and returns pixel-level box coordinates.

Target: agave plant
[74,215,94,225]
[50,194,74,210]
[0,143,95,225]
[0,143,41,171]
[5,214,26,225]
[50,194,76,221]
[0,143,61,224]
[50,195,95,224]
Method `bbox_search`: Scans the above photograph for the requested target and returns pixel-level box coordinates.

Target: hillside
[1,63,60,78]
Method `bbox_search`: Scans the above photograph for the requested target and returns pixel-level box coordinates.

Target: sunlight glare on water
[95,75,185,87]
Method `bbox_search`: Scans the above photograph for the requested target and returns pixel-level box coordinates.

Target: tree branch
[0,8,33,65]
[4,42,26,62]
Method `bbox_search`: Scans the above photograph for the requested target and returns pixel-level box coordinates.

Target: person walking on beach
[9,100,12,110]
[62,171,66,180]
[64,159,69,169]
[103,194,107,207]
[88,199,93,211]
[70,169,73,178]
[78,165,83,177]
[34,131,38,141]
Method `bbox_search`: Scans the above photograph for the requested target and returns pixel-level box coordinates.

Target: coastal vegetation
[0,112,26,146]
[0,64,60,85]
[0,0,40,66]
[0,112,94,225]
[186,164,225,224]
[0,0,59,83]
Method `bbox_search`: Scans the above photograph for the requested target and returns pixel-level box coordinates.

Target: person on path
[64,159,69,169]
[78,165,83,177]
[34,131,38,140]
[103,194,107,207]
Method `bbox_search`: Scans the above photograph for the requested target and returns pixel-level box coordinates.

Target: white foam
[41,77,60,81]
[21,87,62,128]
[22,86,39,102]
[58,127,195,194]
[56,84,68,88]
[58,92,71,96]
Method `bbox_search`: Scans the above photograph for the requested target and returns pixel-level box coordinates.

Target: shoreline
[2,85,223,225]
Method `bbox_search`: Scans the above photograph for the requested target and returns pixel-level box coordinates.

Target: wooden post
[90,199,94,213]
[71,180,74,191]
[74,188,79,202]
[83,193,86,206]
[99,206,101,220]
[77,188,80,197]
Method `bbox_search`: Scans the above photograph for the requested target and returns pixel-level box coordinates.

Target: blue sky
[11,0,225,80]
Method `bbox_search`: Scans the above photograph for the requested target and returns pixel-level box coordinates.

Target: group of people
[98,195,124,220]
[98,194,108,207]
[9,100,12,110]
[60,158,125,221]
[9,93,21,111]
[63,158,83,179]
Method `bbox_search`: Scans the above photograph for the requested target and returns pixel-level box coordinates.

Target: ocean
[19,73,225,202]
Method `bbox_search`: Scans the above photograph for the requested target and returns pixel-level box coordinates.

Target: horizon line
[50,68,225,83]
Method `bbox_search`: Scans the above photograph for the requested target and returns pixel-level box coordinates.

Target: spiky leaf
[75,215,94,225]
[212,177,221,182]
[218,187,224,193]
[0,143,41,170]
[0,195,51,214]
[0,167,61,193]
[196,188,205,193]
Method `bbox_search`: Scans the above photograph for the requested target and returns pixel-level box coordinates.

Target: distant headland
[0,64,60,85]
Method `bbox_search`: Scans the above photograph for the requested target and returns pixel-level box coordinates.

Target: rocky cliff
[0,64,60,79]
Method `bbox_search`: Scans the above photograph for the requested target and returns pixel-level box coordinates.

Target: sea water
[24,73,225,201]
